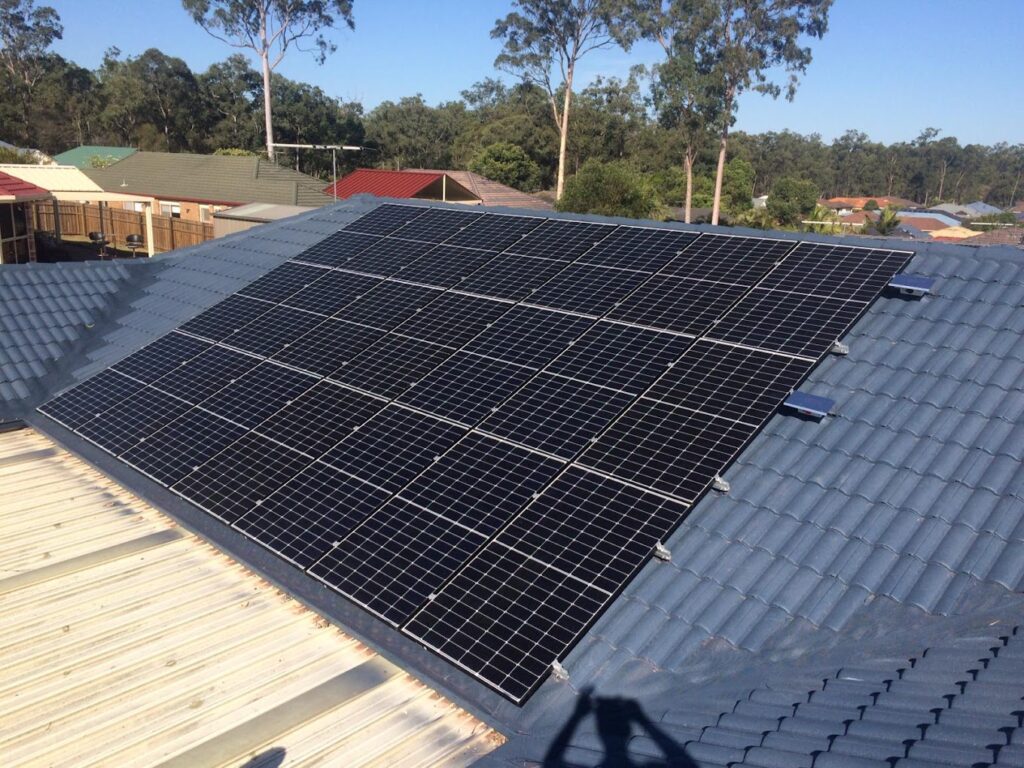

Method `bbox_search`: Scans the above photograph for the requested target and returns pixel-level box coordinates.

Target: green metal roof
[81,151,334,208]
[53,146,137,169]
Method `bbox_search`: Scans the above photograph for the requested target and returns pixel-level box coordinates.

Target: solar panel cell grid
[271,318,387,377]
[390,207,483,244]
[578,397,751,503]
[759,242,911,301]
[234,462,391,568]
[311,497,488,625]
[332,280,443,330]
[479,374,633,459]
[280,270,382,316]
[221,306,326,358]
[660,234,795,285]
[392,244,497,288]
[254,381,385,457]
[151,346,261,404]
[172,432,312,523]
[199,362,317,429]
[237,262,328,303]
[404,542,609,702]
[708,288,867,358]
[443,213,546,252]
[607,275,747,335]
[398,352,536,425]
[525,263,649,316]
[463,305,594,369]
[329,334,456,399]
[320,405,467,492]
[343,203,429,235]
[110,331,212,383]
[120,410,248,487]
[290,230,382,267]
[77,387,193,456]
[494,466,685,593]
[340,237,439,277]
[37,369,146,430]
[503,218,614,260]
[179,295,273,341]
[545,321,692,395]
[393,292,509,348]
[398,433,563,536]
[455,254,567,301]
[576,226,699,272]
[647,340,811,425]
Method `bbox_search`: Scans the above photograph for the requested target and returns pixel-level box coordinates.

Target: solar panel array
[38,203,911,703]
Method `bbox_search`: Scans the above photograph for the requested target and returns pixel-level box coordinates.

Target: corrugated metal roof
[0,164,105,194]
[53,146,138,169]
[0,427,503,767]
[0,170,51,202]
[324,169,444,200]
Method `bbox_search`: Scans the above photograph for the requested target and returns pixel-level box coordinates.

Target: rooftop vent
[783,392,835,421]
[888,274,935,298]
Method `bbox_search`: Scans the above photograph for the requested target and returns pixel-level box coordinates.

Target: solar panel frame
[392,244,498,288]
[37,369,146,431]
[110,331,212,383]
[329,334,457,400]
[342,203,430,236]
[289,230,382,267]
[454,254,568,301]
[463,306,595,369]
[503,218,615,260]
[280,270,383,316]
[758,241,912,301]
[76,387,194,456]
[150,345,262,404]
[442,213,546,252]
[574,226,699,273]
[237,262,328,303]
[270,318,387,377]
[219,305,326,358]
[659,233,796,285]
[524,263,649,316]
[607,275,748,335]
[392,291,510,348]
[178,295,274,342]
[389,207,484,244]
[332,280,443,330]
[198,362,318,429]
[340,237,439,277]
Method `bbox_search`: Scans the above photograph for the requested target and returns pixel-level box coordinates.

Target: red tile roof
[323,169,442,199]
[427,170,553,210]
[0,170,51,202]
[826,196,917,210]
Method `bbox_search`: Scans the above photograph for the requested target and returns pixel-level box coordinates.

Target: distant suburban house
[962,226,1024,248]
[0,170,51,263]
[928,224,983,242]
[896,213,958,233]
[823,195,917,213]
[324,168,553,210]
[53,145,138,169]
[929,200,1004,219]
[81,150,335,223]
[0,139,53,164]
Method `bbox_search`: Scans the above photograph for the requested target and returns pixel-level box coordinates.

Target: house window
[199,205,212,223]
[160,203,181,219]
[0,203,35,264]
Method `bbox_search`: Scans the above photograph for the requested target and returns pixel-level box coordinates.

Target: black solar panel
[546,321,691,395]
[344,203,428,235]
[398,352,535,425]
[443,213,545,251]
[281,270,382,315]
[37,203,913,706]
[392,244,496,288]
[660,233,795,285]
[479,374,633,459]
[290,230,381,267]
[235,461,390,568]
[463,306,593,369]
[110,331,211,383]
[607,275,747,335]
[254,381,385,457]
[179,295,272,341]
[576,226,699,272]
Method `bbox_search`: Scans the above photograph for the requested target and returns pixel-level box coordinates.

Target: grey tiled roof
[5,199,1024,767]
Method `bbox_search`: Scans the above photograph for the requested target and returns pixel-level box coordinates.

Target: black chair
[88,231,109,258]
[126,233,144,256]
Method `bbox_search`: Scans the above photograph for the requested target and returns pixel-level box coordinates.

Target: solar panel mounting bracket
[830,340,850,356]
[712,475,730,493]
[550,661,570,682]
[653,542,672,561]
[783,392,835,421]
[888,274,935,298]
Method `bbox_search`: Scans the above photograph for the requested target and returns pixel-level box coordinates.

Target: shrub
[468,142,541,191]
[556,160,663,220]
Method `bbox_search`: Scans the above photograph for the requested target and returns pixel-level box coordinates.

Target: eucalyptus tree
[182,0,354,161]
[492,0,631,199]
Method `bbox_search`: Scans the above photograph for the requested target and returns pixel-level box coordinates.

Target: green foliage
[556,160,662,220]
[722,157,756,214]
[213,147,258,156]
[469,142,541,191]
[767,176,819,227]
[873,206,901,235]
[0,145,32,162]
[863,198,879,210]
[974,211,1018,224]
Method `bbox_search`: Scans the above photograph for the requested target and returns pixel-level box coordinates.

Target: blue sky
[50,0,1023,145]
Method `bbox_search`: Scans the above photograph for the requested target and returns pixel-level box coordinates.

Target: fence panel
[32,202,213,253]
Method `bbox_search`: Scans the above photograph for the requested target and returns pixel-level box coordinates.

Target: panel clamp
[551,660,570,682]
[654,542,672,561]
[712,475,731,493]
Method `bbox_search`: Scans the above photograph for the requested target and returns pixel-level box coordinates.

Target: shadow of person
[544,688,697,768]
[239,746,286,767]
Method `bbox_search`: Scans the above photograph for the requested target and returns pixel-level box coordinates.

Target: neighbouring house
[928,224,984,241]
[929,201,1005,219]
[212,201,313,237]
[0,138,53,164]
[53,145,138,169]
[824,195,918,212]
[5,198,1024,767]
[324,167,553,210]
[82,150,335,224]
[961,226,1024,248]
[896,210,961,228]
[0,170,51,263]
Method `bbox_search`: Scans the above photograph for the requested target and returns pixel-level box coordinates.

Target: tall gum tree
[492,0,630,200]
[182,0,353,161]
[681,0,832,224]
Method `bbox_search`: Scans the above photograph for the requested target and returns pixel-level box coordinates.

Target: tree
[873,205,900,235]
[863,198,879,210]
[767,176,818,227]
[470,142,542,191]
[556,159,662,219]
[492,0,628,199]
[674,0,832,225]
[182,0,354,161]
[0,0,62,142]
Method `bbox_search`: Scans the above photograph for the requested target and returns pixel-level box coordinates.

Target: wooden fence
[33,202,214,253]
